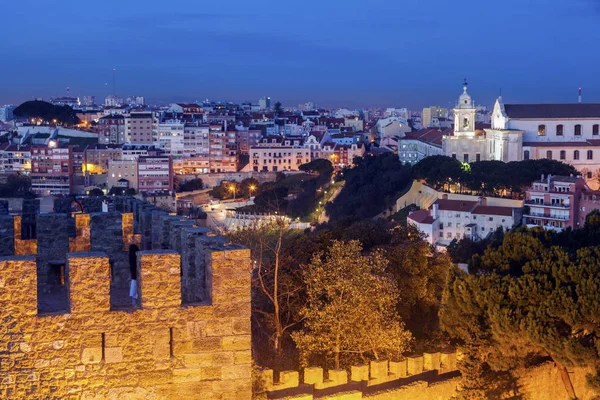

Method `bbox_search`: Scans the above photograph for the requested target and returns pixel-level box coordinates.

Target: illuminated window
[538,124,546,136]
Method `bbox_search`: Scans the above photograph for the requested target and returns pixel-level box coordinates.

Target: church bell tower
[453,79,477,137]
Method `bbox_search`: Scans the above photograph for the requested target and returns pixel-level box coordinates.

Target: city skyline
[2,0,600,109]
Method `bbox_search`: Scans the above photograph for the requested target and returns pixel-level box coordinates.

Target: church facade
[442,83,600,187]
[442,82,523,163]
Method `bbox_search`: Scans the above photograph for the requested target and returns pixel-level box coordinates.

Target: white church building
[442,82,600,186]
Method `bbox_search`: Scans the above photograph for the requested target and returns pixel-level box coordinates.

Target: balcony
[524,212,569,221]
[525,200,570,209]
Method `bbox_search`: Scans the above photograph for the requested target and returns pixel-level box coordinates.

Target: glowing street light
[229,184,237,200]
[248,184,256,197]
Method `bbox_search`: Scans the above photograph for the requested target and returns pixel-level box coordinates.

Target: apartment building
[125,112,156,144]
[523,174,588,231]
[137,156,173,193]
[30,146,73,195]
[208,125,238,173]
[98,115,126,144]
[0,144,31,174]
[183,124,210,157]
[408,198,519,246]
[250,136,311,172]
[108,159,138,191]
[156,120,185,155]
[83,144,122,174]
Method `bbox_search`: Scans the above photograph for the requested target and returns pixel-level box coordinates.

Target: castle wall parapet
[259,351,460,400]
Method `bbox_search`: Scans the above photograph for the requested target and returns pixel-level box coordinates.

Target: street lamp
[248,184,256,197]
[229,184,236,200]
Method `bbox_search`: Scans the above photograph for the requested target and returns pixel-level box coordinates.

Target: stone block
[0,256,37,317]
[234,350,252,365]
[440,351,458,373]
[81,347,102,364]
[222,335,251,351]
[407,355,424,376]
[212,351,234,366]
[137,250,181,309]
[222,364,251,380]
[67,253,111,314]
[389,359,408,378]
[105,347,123,363]
[369,360,388,380]
[423,352,441,371]
[201,366,223,380]
[350,364,369,382]
[303,367,323,385]
[275,371,299,390]
[316,369,348,389]
[184,353,213,367]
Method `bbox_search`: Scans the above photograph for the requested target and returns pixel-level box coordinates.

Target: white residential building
[249,136,311,172]
[156,120,185,155]
[408,198,519,247]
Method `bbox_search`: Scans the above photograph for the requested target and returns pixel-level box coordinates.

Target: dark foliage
[178,178,204,192]
[441,211,600,391]
[0,174,34,198]
[413,156,579,197]
[327,153,412,221]
[14,100,80,125]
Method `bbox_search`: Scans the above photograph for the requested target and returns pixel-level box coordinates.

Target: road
[318,183,344,224]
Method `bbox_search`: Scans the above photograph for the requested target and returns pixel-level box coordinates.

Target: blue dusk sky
[1,0,599,109]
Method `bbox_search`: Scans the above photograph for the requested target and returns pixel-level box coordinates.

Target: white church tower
[453,80,477,137]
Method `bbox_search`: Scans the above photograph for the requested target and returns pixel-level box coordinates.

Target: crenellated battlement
[258,351,461,399]
[0,197,252,399]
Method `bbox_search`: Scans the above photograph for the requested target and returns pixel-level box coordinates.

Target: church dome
[456,80,474,109]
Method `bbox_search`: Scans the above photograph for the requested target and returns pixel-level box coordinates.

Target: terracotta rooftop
[433,199,478,213]
[472,205,514,216]
[407,209,435,224]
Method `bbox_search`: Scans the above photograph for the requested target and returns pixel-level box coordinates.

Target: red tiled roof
[472,205,514,216]
[408,209,435,224]
[433,199,477,212]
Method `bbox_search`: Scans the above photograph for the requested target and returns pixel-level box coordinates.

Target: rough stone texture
[121,212,141,251]
[156,215,185,250]
[0,245,252,400]
[84,197,103,213]
[13,216,37,256]
[0,215,15,256]
[69,214,91,253]
[36,213,70,290]
[53,198,73,214]
[151,210,170,250]
[169,220,196,253]
[0,200,9,215]
[260,352,461,400]
[181,227,211,303]
[139,204,156,250]
[90,212,123,255]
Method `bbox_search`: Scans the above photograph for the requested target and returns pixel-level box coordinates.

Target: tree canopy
[412,156,579,197]
[327,153,412,220]
[14,100,80,125]
[441,214,600,393]
[178,178,204,192]
[292,240,413,369]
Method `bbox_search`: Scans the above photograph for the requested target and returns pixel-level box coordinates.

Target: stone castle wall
[259,352,460,400]
[0,197,252,400]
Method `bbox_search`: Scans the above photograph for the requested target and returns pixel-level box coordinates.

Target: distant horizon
[2,0,600,110]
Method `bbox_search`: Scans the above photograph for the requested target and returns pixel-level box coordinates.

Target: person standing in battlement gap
[129,244,140,306]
